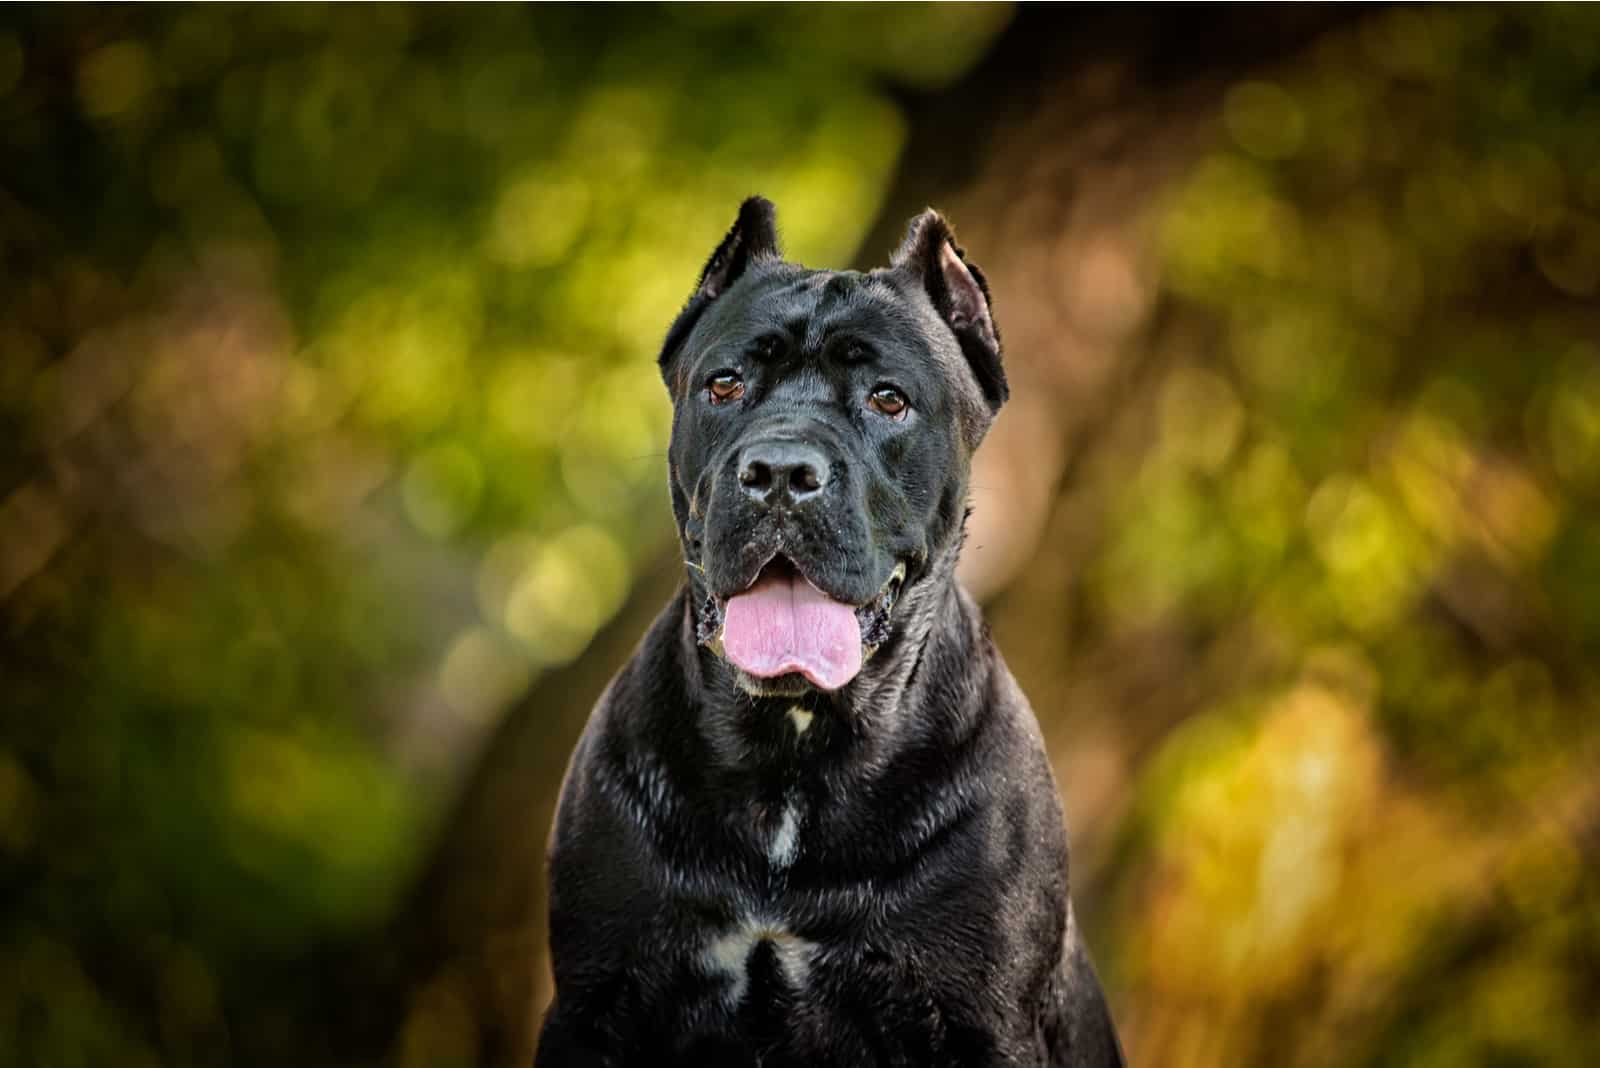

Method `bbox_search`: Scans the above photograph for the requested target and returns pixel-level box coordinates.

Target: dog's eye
[707,372,745,404]
[868,385,909,419]
[754,335,785,361]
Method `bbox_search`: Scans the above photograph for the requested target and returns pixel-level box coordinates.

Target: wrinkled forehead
[700,265,934,357]
[687,262,989,438]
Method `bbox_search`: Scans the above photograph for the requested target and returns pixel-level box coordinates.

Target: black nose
[737,439,830,505]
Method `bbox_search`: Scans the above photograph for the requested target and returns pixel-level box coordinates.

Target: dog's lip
[867,559,907,614]
[695,554,908,645]
[716,552,904,610]
[695,556,909,685]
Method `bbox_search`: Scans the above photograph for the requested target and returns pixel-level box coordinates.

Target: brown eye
[868,385,909,419]
[708,372,745,404]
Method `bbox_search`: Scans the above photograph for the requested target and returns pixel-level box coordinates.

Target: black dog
[536,198,1124,1067]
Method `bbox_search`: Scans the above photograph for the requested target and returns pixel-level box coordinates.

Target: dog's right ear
[658,196,782,389]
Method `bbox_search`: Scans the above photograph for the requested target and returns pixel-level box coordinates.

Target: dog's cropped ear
[892,209,1007,413]
[658,196,782,387]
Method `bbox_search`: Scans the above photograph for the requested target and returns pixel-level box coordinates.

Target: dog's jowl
[536,198,1125,1067]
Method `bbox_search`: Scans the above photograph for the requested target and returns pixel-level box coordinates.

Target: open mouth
[696,556,907,692]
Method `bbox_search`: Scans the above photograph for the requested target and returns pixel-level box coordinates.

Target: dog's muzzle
[696,557,906,692]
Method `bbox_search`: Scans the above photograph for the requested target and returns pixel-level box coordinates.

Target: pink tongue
[722,567,863,691]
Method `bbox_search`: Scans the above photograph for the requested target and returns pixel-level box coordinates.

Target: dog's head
[660,197,1006,697]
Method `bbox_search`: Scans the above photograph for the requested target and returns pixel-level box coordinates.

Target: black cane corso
[536,198,1125,1067]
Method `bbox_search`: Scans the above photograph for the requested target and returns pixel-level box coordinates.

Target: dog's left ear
[659,196,782,387]
[892,209,1007,413]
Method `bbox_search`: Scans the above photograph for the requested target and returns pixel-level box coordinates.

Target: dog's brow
[692,322,744,370]
[822,273,859,299]
[799,282,862,355]
[807,301,901,360]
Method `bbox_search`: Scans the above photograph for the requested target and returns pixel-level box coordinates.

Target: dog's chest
[698,913,818,1006]
[695,789,814,1006]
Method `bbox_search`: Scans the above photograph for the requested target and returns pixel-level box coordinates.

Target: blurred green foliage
[4,4,1600,1067]
[1099,7,1600,1065]
[0,5,1008,1062]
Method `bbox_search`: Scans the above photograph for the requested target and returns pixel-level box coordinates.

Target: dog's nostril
[791,465,821,495]
[737,441,830,504]
[740,461,772,490]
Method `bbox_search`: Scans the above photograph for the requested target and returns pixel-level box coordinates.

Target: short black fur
[538,199,1123,1067]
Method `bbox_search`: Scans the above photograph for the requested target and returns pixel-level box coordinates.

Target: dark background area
[2,5,1598,1065]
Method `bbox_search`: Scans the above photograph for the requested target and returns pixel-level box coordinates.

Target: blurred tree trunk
[353,7,1365,1066]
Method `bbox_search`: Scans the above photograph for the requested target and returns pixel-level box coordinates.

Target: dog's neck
[675,551,987,783]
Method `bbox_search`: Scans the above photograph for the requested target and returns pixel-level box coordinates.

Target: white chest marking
[768,801,801,869]
[700,918,816,1005]
[787,705,814,735]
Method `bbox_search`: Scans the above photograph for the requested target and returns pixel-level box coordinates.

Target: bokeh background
[3,5,1598,1066]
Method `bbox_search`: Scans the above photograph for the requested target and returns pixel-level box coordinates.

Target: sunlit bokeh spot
[5,5,1600,1066]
